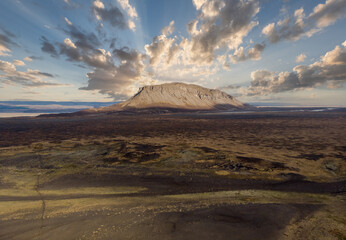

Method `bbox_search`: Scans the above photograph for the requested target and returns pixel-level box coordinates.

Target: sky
[0,0,346,106]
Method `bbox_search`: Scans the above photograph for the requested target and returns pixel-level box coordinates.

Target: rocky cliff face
[86,82,252,113]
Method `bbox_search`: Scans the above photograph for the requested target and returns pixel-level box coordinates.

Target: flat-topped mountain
[83,82,253,113]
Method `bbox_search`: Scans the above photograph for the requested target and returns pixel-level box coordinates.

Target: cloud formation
[0,60,66,88]
[24,57,33,62]
[262,0,346,43]
[0,28,18,56]
[144,0,262,84]
[40,20,146,99]
[64,17,73,26]
[40,36,58,58]
[162,21,174,36]
[296,53,306,63]
[247,41,346,95]
[91,0,137,30]
[79,46,145,99]
[13,60,25,66]
[117,0,138,30]
[230,43,265,63]
[145,0,261,67]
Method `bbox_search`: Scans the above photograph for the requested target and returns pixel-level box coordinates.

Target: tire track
[34,173,46,228]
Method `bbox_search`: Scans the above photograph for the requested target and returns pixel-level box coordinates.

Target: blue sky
[0,0,345,106]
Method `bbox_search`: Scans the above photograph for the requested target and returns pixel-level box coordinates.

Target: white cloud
[116,0,138,30]
[0,45,11,56]
[64,38,77,48]
[296,53,307,63]
[162,21,175,36]
[0,60,67,88]
[144,0,261,85]
[93,0,104,9]
[230,43,265,63]
[192,0,207,10]
[247,41,346,95]
[262,0,346,43]
[310,0,346,28]
[117,0,137,18]
[64,17,73,25]
[13,60,25,66]
[24,56,33,62]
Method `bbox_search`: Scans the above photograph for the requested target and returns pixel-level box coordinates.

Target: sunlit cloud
[0,60,69,88]
[262,0,346,43]
[246,41,346,95]
[296,53,307,63]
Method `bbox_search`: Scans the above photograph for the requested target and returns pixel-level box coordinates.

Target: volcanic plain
[0,110,345,240]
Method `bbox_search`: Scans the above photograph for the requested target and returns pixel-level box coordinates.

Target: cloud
[296,53,306,63]
[40,36,58,57]
[144,0,261,84]
[23,57,33,62]
[186,0,260,64]
[80,49,145,99]
[25,56,43,61]
[230,43,265,63]
[262,0,346,43]
[64,38,77,48]
[218,84,241,90]
[162,21,175,36]
[117,0,138,30]
[146,0,260,66]
[64,17,73,26]
[0,28,18,56]
[117,0,137,18]
[13,60,25,66]
[0,60,67,88]
[62,25,101,51]
[247,41,346,95]
[309,0,346,28]
[62,0,79,8]
[145,34,176,66]
[91,0,127,29]
[42,22,147,99]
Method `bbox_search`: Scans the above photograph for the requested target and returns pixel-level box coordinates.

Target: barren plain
[0,111,345,240]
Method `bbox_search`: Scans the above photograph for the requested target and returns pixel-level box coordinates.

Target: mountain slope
[85,82,253,113]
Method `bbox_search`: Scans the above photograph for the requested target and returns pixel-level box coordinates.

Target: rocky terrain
[0,111,345,239]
